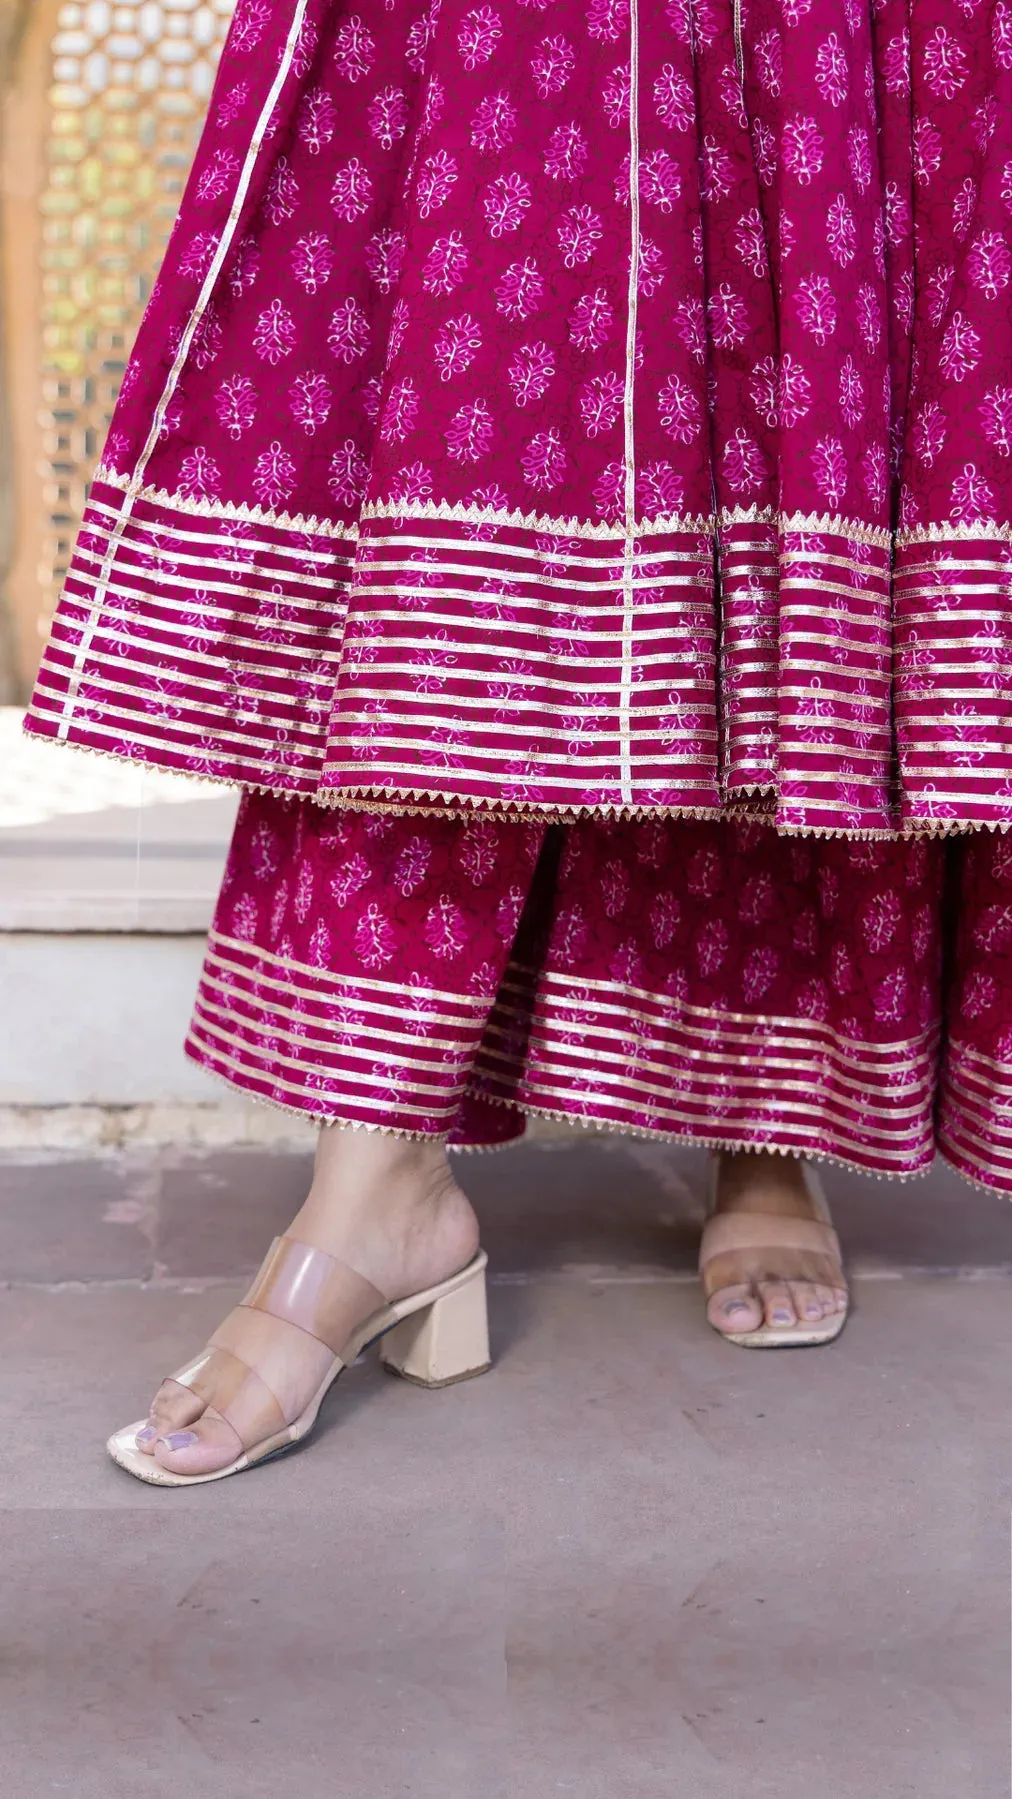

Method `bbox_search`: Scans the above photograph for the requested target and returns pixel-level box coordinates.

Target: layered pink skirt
[189,790,1012,1193]
[22,0,1012,1187]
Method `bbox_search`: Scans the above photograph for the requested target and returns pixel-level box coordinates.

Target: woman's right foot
[134,1127,480,1479]
[702,1150,848,1339]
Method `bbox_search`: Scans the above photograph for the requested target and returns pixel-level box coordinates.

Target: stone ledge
[0,791,237,932]
[0,1101,583,1154]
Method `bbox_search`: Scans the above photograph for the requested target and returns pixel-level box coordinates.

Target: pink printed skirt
[22,0,1012,1188]
[193,793,1012,1192]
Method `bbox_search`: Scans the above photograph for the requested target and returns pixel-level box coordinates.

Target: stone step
[0,707,254,1134]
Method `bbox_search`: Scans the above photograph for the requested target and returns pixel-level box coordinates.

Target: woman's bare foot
[704,1150,848,1338]
[135,1128,479,1477]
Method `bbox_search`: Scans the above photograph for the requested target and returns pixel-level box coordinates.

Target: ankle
[714,1150,813,1217]
[304,1125,458,1223]
[288,1127,479,1299]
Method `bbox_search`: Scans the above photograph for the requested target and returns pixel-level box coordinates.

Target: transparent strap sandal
[107,1237,491,1486]
[699,1163,849,1349]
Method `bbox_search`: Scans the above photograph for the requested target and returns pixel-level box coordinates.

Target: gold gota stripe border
[82,495,358,566]
[31,671,330,755]
[65,566,347,634]
[350,576,714,609]
[943,1122,1012,1167]
[20,707,321,790]
[189,1014,472,1107]
[484,1028,937,1106]
[479,1016,938,1107]
[193,1047,462,1141]
[776,604,894,628]
[936,1137,1012,1196]
[47,612,344,685]
[944,1040,1012,1082]
[321,768,719,796]
[327,731,720,765]
[361,535,711,571]
[940,1062,1012,1118]
[937,1108,1012,1184]
[338,679,708,713]
[32,700,1012,841]
[898,586,1012,608]
[43,630,715,721]
[485,1025,935,1114]
[92,464,923,550]
[492,1078,935,1157]
[349,571,712,604]
[321,756,718,786]
[487,1072,935,1159]
[943,1099,1012,1147]
[903,735,1012,753]
[68,552,710,620]
[329,725,717,762]
[206,930,496,1011]
[92,465,363,542]
[17,716,731,824]
[187,1032,467,1121]
[24,696,327,781]
[491,967,942,1057]
[476,1093,934,1178]
[343,598,711,632]
[476,1042,934,1133]
[73,536,353,603]
[189,1036,935,1172]
[200,959,495,1036]
[340,644,712,675]
[772,758,892,782]
[194,996,480,1073]
[44,626,712,705]
[490,970,942,1067]
[196,971,492,1050]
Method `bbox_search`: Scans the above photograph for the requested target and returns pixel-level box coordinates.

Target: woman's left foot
[130,1126,481,1480]
[702,1151,848,1341]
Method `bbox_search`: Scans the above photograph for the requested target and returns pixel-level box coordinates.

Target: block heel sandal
[107,1238,491,1487]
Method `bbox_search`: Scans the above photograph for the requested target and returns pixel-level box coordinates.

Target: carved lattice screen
[2,0,234,691]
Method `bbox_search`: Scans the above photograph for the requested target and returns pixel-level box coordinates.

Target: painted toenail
[159,1431,198,1450]
[772,1310,792,1323]
[135,1425,156,1444]
[725,1301,750,1316]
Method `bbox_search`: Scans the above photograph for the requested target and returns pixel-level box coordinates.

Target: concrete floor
[1,1136,1010,1797]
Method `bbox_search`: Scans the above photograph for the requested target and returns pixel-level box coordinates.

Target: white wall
[0,933,234,1105]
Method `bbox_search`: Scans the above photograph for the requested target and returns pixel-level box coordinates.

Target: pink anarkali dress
[23,0,1012,1192]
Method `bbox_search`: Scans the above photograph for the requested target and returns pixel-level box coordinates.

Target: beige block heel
[107,1244,491,1487]
[379,1257,491,1387]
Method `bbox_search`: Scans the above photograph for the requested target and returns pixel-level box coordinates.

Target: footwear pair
[107,1238,491,1487]
[109,1167,849,1486]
